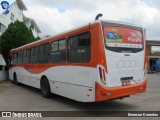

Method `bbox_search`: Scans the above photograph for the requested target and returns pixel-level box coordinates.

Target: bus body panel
[93,21,147,101]
[9,22,100,102]
[10,66,40,89]
[50,80,95,102]
[9,65,96,102]
[95,79,147,101]
[105,50,145,87]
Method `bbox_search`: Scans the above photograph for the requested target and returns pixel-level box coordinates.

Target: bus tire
[40,77,51,98]
[13,73,19,85]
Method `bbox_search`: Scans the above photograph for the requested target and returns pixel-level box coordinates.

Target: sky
[22,0,160,40]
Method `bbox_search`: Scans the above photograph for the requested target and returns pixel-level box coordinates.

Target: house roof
[16,0,27,10]
[146,40,160,45]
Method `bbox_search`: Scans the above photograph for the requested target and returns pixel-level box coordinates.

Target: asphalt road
[0,74,160,120]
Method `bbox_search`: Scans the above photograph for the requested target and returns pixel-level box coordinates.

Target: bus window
[39,43,50,63]
[30,46,38,64]
[13,53,17,64]
[59,40,66,51]
[51,41,58,52]
[51,39,66,63]
[17,51,22,64]
[68,32,90,63]
[23,49,29,64]
[68,36,78,50]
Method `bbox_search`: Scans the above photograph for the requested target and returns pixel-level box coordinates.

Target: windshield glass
[104,26,143,53]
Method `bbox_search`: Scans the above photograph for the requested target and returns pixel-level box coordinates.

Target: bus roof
[101,20,143,31]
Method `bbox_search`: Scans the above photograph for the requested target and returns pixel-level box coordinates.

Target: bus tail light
[99,67,106,85]
[99,67,103,80]
[103,69,106,81]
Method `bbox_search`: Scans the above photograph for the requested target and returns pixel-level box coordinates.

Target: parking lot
[0,74,160,119]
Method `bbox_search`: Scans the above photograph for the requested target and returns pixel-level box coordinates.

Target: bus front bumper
[95,78,147,102]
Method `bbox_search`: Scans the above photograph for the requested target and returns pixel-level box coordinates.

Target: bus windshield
[104,26,143,53]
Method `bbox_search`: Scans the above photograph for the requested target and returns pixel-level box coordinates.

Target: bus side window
[20,51,23,64]
[17,51,22,64]
[30,46,38,64]
[13,53,17,64]
[23,49,29,64]
[16,52,18,64]
[68,32,90,63]
[35,46,38,63]
[78,32,90,62]
[39,43,50,63]
[68,36,78,62]
[51,39,66,63]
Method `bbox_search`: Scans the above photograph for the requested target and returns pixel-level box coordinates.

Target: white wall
[25,19,31,29]
[32,27,38,38]
[0,66,8,81]
[0,71,9,81]
[25,19,38,38]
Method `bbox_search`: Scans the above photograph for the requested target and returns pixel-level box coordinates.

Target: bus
[9,20,147,102]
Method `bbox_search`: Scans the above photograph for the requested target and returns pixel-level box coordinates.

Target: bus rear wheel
[40,77,51,98]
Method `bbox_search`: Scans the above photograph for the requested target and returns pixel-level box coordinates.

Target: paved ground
[0,74,160,120]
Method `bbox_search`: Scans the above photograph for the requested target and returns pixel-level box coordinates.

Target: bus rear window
[104,26,143,53]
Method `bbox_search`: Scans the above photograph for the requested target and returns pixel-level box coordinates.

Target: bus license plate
[122,80,131,86]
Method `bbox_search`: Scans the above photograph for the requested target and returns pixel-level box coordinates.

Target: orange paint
[95,79,147,102]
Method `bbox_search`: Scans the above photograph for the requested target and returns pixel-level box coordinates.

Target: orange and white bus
[9,20,147,102]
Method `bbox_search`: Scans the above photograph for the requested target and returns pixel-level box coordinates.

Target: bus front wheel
[40,77,51,98]
[13,73,19,85]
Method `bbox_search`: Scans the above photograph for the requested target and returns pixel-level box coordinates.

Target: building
[24,17,41,38]
[146,40,160,71]
[0,54,8,81]
[0,0,41,38]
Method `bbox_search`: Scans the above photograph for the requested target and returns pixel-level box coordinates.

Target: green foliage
[0,20,36,65]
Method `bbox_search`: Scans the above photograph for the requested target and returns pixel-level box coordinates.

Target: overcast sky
[23,0,160,40]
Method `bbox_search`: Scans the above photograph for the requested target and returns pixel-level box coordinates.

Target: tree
[0,20,36,65]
